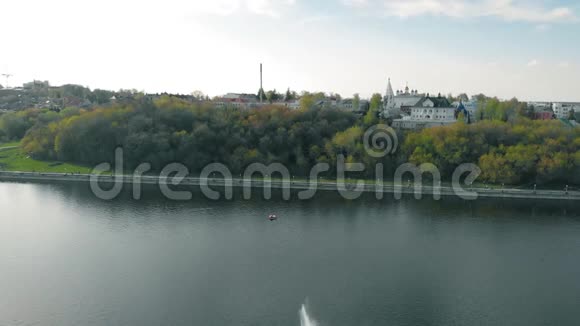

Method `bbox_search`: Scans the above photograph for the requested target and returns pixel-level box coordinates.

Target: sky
[1,0,580,101]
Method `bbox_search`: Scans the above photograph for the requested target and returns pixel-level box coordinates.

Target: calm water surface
[1,181,580,326]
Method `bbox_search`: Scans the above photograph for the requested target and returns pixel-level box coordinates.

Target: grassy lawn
[0,141,21,149]
[0,143,92,174]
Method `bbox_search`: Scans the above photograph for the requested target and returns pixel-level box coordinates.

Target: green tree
[363,93,382,125]
[90,89,114,104]
[0,110,41,140]
[284,88,297,101]
[299,93,315,110]
[299,92,325,110]
[266,89,281,103]
[257,88,266,102]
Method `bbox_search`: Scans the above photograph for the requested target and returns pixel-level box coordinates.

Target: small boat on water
[268,214,278,221]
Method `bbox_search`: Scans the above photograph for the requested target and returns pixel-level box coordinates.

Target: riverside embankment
[0,171,578,201]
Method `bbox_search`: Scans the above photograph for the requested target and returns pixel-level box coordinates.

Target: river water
[1,181,580,326]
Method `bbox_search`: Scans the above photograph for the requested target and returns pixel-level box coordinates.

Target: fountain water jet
[299,302,318,326]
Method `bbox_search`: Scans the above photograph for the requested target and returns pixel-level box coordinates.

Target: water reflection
[0,181,579,326]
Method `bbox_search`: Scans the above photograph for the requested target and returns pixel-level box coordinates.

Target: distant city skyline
[1,0,580,102]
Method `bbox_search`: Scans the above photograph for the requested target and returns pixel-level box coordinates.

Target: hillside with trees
[404,120,580,185]
[0,95,578,186]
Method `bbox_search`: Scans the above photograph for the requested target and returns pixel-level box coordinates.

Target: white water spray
[299,302,318,326]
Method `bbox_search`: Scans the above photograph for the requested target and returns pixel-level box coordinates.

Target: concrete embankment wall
[0,171,578,201]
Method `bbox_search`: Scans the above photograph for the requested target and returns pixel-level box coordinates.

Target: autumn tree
[363,93,382,125]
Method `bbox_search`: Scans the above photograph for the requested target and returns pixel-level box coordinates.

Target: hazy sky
[1,0,579,101]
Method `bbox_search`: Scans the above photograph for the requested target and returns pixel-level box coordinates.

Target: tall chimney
[260,63,263,103]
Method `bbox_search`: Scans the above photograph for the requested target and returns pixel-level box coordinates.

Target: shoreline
[0,171,578,201]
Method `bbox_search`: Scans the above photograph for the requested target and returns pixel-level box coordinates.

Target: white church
[382,78,461,130]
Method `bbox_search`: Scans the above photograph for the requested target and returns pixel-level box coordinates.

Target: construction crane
[1,73,13,88]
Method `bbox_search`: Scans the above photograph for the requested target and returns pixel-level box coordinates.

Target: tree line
[0,95,578,185]
[404,119,580,185]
